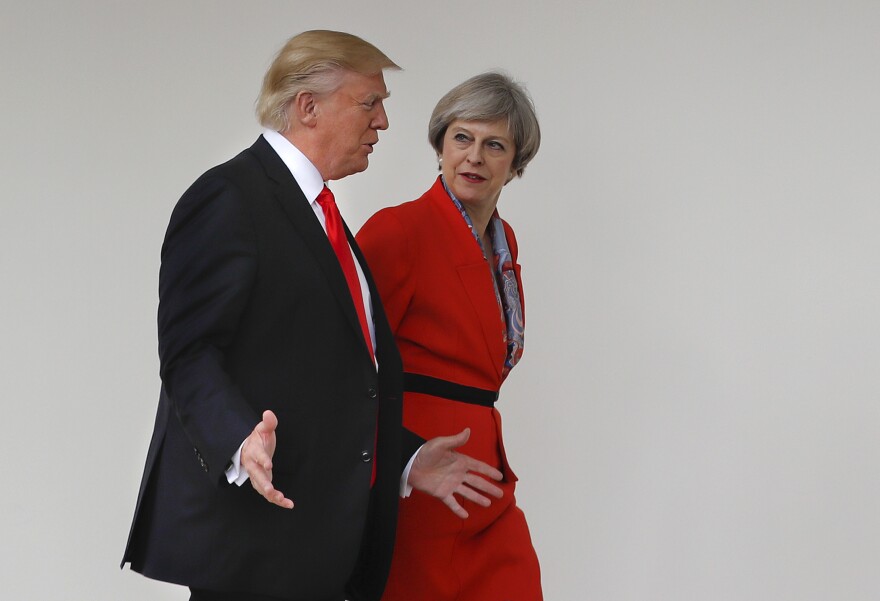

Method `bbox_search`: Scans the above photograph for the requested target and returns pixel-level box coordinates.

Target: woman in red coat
[357,72,543,601]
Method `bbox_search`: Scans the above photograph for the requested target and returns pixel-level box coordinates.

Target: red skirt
[381,392,543,601]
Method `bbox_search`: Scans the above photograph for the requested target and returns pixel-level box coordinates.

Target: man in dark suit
[121,30,503,601]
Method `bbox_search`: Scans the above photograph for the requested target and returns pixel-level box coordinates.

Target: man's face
[313,70,390,181]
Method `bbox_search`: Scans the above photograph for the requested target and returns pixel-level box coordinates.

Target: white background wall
[2,1,879,599]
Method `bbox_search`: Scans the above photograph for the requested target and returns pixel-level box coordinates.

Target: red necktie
[317,186,379,486]
[316,186,375,361]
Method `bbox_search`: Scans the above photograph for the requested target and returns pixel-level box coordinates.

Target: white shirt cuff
[225,441,250,486]
[399,444,424,498]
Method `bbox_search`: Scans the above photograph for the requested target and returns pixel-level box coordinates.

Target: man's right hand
[241,410,294,509]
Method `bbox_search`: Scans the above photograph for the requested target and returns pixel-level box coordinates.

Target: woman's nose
[466,146,483,164]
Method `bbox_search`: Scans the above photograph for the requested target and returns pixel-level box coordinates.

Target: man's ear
[291,91,318,127]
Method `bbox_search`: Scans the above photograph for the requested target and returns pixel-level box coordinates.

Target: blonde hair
[256,30,400,131]
[428,72,540,177]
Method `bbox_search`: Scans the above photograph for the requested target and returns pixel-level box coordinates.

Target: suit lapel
[349,227,391,358]
[248,137,372,360]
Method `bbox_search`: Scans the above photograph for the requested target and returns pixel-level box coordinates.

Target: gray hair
[428,72,540,177]
[256,30,400,132]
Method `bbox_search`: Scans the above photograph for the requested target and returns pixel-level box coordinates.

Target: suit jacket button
[367,387,377,399]
[361,450,373,463]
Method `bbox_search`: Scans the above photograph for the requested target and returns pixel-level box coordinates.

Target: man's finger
[463,459,503,481]
[262,486,295,509]
[455,486,493,508]
[256,410,278,433]
[249,469,294,509]
[268,488,295,509]
[425,428,471,454]
[248,463,272,494]
[464,473,504,498]
[444,496,469,520]
[443,428,470,450]
[243,440,274,471]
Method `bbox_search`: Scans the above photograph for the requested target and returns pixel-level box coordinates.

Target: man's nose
[372,102,389,130]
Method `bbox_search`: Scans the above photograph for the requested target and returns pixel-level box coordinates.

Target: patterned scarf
[441,176,524,380]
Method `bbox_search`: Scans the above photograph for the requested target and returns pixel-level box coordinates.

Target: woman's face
[440,119,516,216]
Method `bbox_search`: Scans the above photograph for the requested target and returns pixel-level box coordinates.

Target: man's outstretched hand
[408,428,504,519]
[241,410,294,509]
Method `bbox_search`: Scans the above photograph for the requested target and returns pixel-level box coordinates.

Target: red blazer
[357,177,524,475]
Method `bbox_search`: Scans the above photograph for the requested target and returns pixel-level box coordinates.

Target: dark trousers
[189,588,345,601]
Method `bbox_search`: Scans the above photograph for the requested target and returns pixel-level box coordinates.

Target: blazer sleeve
[157,174,260,482]
[356,208,415,335]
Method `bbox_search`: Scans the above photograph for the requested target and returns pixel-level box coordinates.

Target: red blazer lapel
[426,179,509,382]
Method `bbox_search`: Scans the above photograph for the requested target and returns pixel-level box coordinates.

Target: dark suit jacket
[122,136,417,601]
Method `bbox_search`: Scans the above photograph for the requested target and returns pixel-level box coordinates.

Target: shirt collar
[261,129,325,203]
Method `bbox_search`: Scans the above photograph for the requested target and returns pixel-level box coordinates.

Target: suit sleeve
[356,209,415,335]
[157,174,260,483]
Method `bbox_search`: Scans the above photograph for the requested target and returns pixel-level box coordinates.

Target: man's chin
[328,161,369,181]
[351,158,370,176]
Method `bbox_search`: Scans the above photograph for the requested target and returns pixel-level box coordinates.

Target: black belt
[403,373,498,407]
